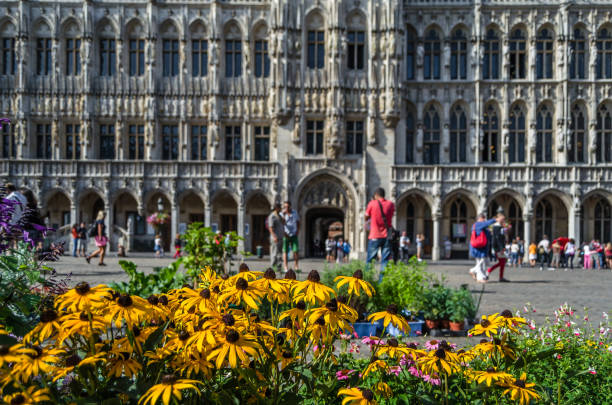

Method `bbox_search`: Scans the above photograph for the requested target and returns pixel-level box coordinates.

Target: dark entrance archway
[305,208,344,258]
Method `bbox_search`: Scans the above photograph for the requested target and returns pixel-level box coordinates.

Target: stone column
[70,201,78,227]
[237,202,246,254]
[204,198,212,228]
[432,213,441,261]
[171,202,179,253]
[106,198,114,251]
[523,214,531,261]
[569,205,581,247]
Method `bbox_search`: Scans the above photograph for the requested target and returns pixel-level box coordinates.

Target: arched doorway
[179,191,205,228]
[45,191,72,230]
[79,191,105,225]
[487,192,524,240]
[396,193,433,257]
[442,192,477,258]
[146,192,172,251]
[211,190,237,234]
[296,173,356,258]
[246,192,271,255]
[533,193,568,242]
[581,193,612,243]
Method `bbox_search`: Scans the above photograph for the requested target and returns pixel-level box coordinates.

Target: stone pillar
[432,213,441,261]
[204,199,212,228]
[569,205,581,248]
[170,202,179,253]
[237,202,246,254]
[523,215,531,261]
[70,201,78,227]
[106,198,114,251]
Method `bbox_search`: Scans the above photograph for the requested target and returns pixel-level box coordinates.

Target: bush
[110,260,189,297]
[446,286,477,323]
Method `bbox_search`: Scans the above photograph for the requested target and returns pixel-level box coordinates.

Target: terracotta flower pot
[425,319,439,330]
[449,321,464,331]
[440,319,450,329]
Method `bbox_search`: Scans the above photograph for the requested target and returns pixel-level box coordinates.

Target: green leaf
[143,323,168,352]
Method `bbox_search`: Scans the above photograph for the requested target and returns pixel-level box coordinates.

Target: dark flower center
[200,288,211,299]
[275,335,285,345]
[480,339,488,344]
[434,348,446,359]
[407,343,418,349]
[457,349,466,354]
[388,338,399,347]
[28,345,43,359]
[111,291,121,300]
[430,339,438,345]
[353,269,364,279]
[178,330,190,341]
[147,295,159,305]
[0,345,9,355]
[296,301,306,311]
[239,263,250,273]
[361,389,374,401]
[161,374,177,385]
[75,282,91,295]
[212,286,221,294]
[222,314,236,326]
[79,312,90,322]
[264,268,276,280]
[40,309,58,323]
[158,295,169,306]
[480,319,491,328]
[307,270,320,283]
[285,269,297,280]
[486,367,496,373]
[387,304,398,315]
[337,295,347,304]
[226,329,240,343]
[514,379,526,388]
[119,352,131,361]
[325,299,338,312]
[66,354,82,367]
[493,338,501,346]
[236,278,248,290]
[282,351,292,359]
[117,295,133,308]
[439,340,450,350]
[501,309,513,318]
[221,274,229,280]
[132,326,141,337]
[10,394,25,405]
[315,317,325,326]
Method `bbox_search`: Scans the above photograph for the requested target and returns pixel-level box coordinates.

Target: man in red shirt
[365,187,395,280]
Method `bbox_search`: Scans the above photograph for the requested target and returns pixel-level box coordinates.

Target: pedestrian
[469,212,502,283]
[173,234,182,259]
[78,222,87,257]
[4,183,27,225]
[399,231,410,262]
[510,239,520,267]
[564,238,576,269]
[583,243,591,269]
[517,237,525,267]
[364,187,395,281]
[86,210,107,266]
[282,201,300,272]
[390,229,400,263]
[117,235,127,257]
[590,240,600,270]
[605,242,612,270]
[538,234,551,268]
[342,239,351,263]
[528,241,537,267]
[154,234,164,258]
[416,234,424,262]
[325,236,334,263]
[443,236,452,259]
[551,239,561,269]
[336,237,345,263]
[593,239,604,269]
[486,213,510,282]
[267,202,284,271]
[71,224,79,257]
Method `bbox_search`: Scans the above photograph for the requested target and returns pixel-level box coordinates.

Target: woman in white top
[583,244,591,269]
[564,239,575,269]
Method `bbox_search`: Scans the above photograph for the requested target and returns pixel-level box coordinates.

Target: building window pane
[254,40,270,78]
[536,105,553,163]
[449,105,467,162]
[509,29,526,79]
[66,38,81,76]
[449,199,468,243]
[570,29,586,79]
[406,111,415,162]
[482,104,499,162]
[129,39,145,76]
[509,104,526,163]
[306,120,324,155]
[597,28,612,79]
[191,125,207,160]
[450,29,467,80]
[225,40,242,77]
[596,103,612,163]
[99,38,116,76]
[307,30,325,69]
[36,124,52,159]
[128,124,145,160]
[225,125,241,160]
[536,28,554,79]
[163,39,179,77]
[424,29,441,80]
[99,124,115,159]
[345,120,364,155]
[568,105,585,163]
[37,38,52,76]
[254,126,270,161]
[406,29,416,80]
[162,124,179,160]
[192,39,208,77]
[1,121,16,159]
[483,29,500,79]
[65,124,81,159]
[347,31,365,70]
[423,105,440,164]
[535,200,553,242]
[594,200,611,243]
[1,37,16,75]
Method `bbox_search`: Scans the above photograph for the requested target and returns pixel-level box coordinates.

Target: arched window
[424,28,441,80]
[483,28,500,79]
[449,198,468,243]
[536,104,553,163]
[225,23,242,77]
[406,201,415,241]
[482,103,499,162]
[347,13,366,71]
[536,28,554,79]
[596,28,612,79]
[127,21,145,77]
[535,199,553,242]
[307,13,325,69]
[35,21,53,76]
[449,104,467,162]
[406,26,417,80]
[570,27,586,79]
[508,201,523,239]
[509,104,526,163]
[253,24,270,78]
[423,104,440,164]
[63,21,81,76]
[568,104,586,163]
[0,21,16,75]
[594,199,611,242]
[161,21,179,77]
[191,21,207,77]
[596,103,612,162]
[1,119,16,158]
[509,28,527,79]
[450,28,467,80]
[405,107,415,163]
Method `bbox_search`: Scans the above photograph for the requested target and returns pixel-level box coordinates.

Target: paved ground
[52,253,612,328]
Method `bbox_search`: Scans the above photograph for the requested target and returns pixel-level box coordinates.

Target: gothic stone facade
[0,0,611,259]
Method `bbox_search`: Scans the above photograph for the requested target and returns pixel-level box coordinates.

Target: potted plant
[447,287,476,331]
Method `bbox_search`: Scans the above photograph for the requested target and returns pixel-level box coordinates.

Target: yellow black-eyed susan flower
[367,304,411,334]
[373,382,393,399]
[58,311,106,344]
[104,293,152,328]
[337,387,378,405]
[1,386,50,404]
[499,309,527,333]
[24,309,62,343]
[362,358,389,377]
[0,343,35,368]
[417,345,460,376]
[107,350,142,378]
[138,374,203,405]
[207,329,259,369]
[55,282,111,312]
[470,367,513,386]
[336,296,358,323]
[376,338,414,359]
[469,314,503,337]
[473,334,516,359]
[307,299,353,332]
[498,373,540,405]
[180,287,215,313]
[280,301,307,326]
[219,277,264,310]
[292,270,335,305]
[14,345,63,383]
[171,351,213,379]
[334,270,375,297]
[53,352,106,382]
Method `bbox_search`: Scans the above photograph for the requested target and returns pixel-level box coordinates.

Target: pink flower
[556,354,562,359]
[349,343,360,354]
[588,368,597,375]
[361,336,384,346]
[388,366,401,376]
[422,374,441,385]
[408,366,422,378]
[424,340,439,350]
[336,369,356,381]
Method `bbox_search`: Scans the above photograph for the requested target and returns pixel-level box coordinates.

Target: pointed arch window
[509,104,526,163]
[570,27,586,79]
[1,121,16,158]
[405,108,415,163]
[406,27,416,80]
[509,28,527,79]
[423,105,440,164]
[483,29,500,79]
[536,28,554,79]
[508,201,523,239]
[347,31,365,70]
[307,28,325,69]
[37,37,52,76]
[65,37,81,76]
[535,200,553,242]
[0,22,16,75]
[449,104,467,162]
[568,104,585,163]
[449,198,468,243]
[450,28,467,79]
[424,29,441,80]
[596,28,612,79]
[482,104,499,162]
[594,199,611,243]
[536,105,553,163]
[596,103,612,162]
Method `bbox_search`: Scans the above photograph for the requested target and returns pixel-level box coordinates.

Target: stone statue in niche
[443,41,451,67]
[416,43,424,66]
[556,120,565,151]
[590,38,598,71]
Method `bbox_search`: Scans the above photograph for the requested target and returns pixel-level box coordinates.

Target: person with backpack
[365,187,395,281]
[77,222,88,257]
[469,212,504,283]
[342,239,351,263]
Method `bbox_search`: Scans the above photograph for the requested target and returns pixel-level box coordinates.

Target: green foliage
[421,284,452,320]
[181,222,242,280]
[110,260,188,297]
[321,260,378,319]
[446,286,477,323]
[374,258,440,315]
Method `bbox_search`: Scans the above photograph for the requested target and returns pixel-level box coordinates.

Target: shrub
[110,260,189,297]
